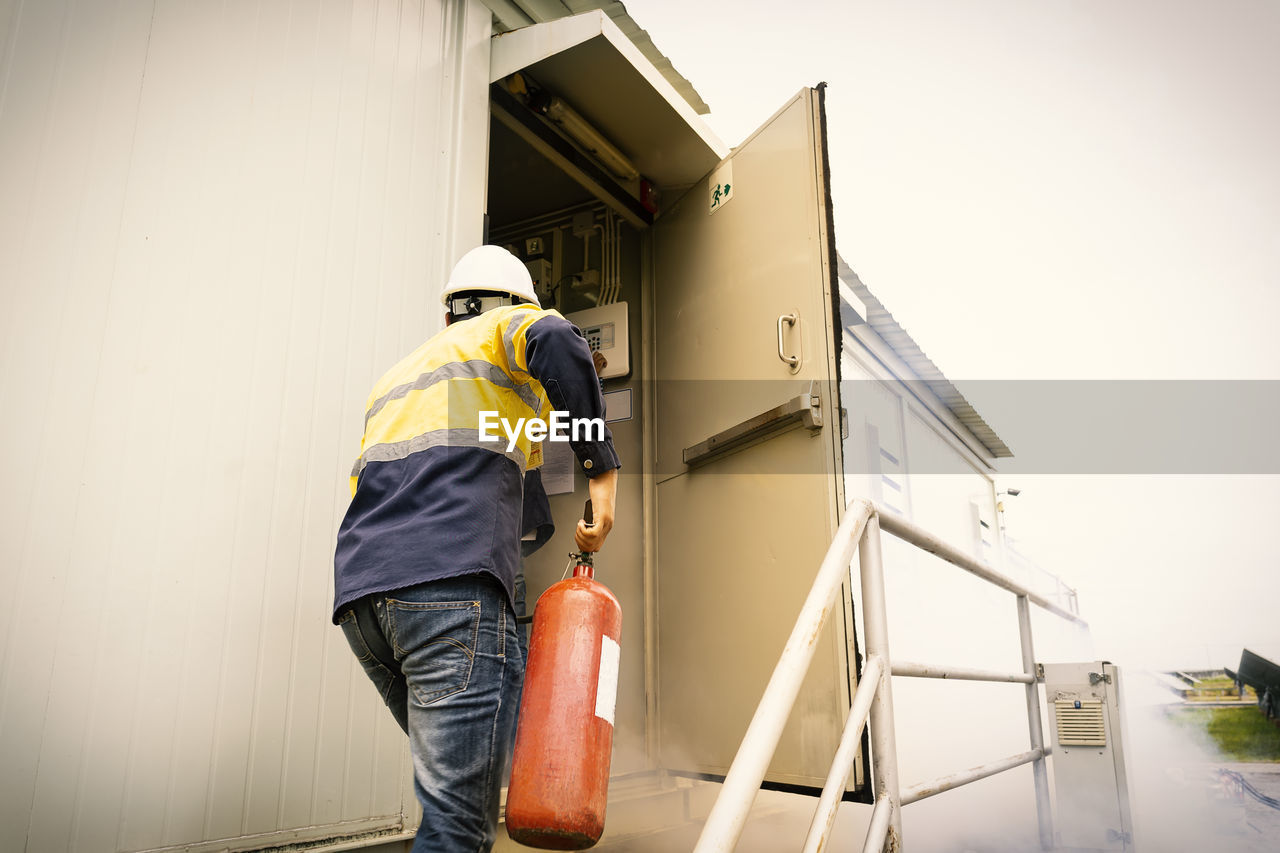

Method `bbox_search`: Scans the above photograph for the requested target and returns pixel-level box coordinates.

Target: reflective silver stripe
[503,310,537,378]
[353,429,526,479]
[365,360,541,425]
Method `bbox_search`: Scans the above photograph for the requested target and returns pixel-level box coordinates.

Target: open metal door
[653,88,862,794]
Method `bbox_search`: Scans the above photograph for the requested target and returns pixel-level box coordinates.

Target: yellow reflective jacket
[333,305,619,621]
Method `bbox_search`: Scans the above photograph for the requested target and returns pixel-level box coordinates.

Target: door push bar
[683,381,823,468]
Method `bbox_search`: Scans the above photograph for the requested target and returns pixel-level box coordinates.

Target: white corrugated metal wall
[0,0,491,849]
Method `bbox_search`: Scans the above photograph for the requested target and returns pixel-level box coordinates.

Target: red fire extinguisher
[506,502,622,849]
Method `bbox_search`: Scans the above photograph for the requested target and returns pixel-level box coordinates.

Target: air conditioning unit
[1042,662,1136,851]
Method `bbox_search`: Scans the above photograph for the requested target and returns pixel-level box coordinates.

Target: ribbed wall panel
[0,1,491,850]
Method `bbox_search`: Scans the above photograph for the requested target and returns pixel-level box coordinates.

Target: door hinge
[1106,828,1132,844]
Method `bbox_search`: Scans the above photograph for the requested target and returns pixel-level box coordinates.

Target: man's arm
[520,313,621,552]
[575,467,617,552]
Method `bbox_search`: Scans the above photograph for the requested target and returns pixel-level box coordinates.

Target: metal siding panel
[2,1,158,849]
[125,1,271,845]
[240,0,326,836]
[0,0,491,849]
[277,0,367,829]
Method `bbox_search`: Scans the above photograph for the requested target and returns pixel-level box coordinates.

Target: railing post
[859,514,902,851]
[1017,594,1054,849]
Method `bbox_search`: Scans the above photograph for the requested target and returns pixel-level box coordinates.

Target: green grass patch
[1165,706,1280,762]
[1185,675,1255,701]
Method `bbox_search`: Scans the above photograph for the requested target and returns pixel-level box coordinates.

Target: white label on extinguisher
[594,635,620,726]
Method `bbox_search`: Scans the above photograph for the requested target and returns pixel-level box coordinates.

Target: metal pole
[859,515,902,851]
[861,799,893,853]
[1018,594,1054,849]
[877,509,1086,626]
[801,655,883,853]
[692,500,875,853]
[899,747,1047,805]
[890,661,1035,684]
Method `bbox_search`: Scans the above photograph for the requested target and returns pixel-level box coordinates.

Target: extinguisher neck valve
[572,551,594,578]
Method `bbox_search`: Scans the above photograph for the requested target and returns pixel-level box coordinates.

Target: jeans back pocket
[387,599,481,706]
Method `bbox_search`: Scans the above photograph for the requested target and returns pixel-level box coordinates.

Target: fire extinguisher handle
[573,501,596,574]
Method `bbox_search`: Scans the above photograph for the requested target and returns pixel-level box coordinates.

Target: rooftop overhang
[490,10,729,195]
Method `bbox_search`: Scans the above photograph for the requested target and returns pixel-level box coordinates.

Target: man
[332,245,620,851]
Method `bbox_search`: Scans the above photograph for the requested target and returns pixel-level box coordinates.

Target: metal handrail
[801,654,883,853]
[899,747,1049,805]
[891,661,1035,684]
[692,498,1087,852]
[875,509,1086,626]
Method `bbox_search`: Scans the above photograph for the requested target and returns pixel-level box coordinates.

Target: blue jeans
[338,574,524,852]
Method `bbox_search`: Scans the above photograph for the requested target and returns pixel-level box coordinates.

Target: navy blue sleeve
[523,314,621,478]
[521,469,555,556]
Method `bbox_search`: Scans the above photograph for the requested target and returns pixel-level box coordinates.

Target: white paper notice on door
[540,437,575,496]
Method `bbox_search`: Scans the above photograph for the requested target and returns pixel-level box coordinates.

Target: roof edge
[481,0,712,115]
[838,255,1014,459]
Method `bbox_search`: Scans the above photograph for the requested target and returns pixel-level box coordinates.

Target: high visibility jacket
[332,305,619,621]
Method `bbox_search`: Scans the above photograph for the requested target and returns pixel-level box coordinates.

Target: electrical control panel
[565,301,630,380]
[1042,662,1135,850]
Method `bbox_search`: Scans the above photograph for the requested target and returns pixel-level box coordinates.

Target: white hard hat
[442,245,540,309]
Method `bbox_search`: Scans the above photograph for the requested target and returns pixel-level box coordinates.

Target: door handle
[777,312,800,373]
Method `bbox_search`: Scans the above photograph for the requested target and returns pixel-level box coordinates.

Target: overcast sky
[626,0,1279,670]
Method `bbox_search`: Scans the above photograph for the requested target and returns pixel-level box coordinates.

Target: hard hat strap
[448,292,523,316]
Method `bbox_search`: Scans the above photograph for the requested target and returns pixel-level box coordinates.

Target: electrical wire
[592,223,606,304]
[600,208,620,304]
[604,208,614,302]
[609,209,621,303]
[494,201,624,307]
